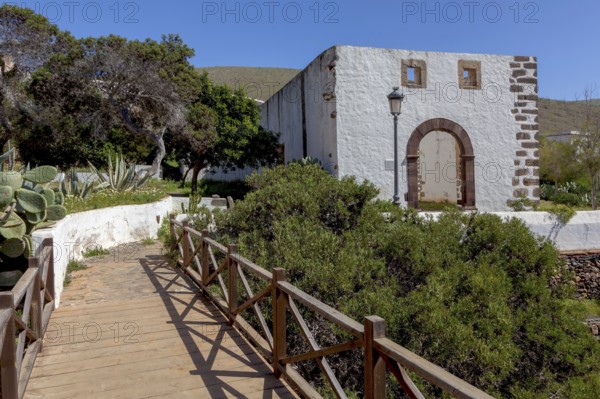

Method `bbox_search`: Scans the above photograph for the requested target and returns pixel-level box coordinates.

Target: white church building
[260,45,540,211]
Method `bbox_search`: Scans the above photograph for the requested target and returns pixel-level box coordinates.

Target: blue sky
[3,0,598,100]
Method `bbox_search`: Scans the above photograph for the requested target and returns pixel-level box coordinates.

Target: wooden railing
[170,218,495,399]
[0,238,55,399]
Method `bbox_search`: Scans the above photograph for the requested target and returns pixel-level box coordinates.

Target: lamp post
[387,87,404,205]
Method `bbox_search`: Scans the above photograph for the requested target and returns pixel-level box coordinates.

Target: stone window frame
[401,59,427,89]
[458,60,482,90]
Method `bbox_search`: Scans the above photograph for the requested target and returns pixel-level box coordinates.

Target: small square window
[407,66,422,86]
[463,68,477,87]
[402,60,427,88]
[458,60,481,90]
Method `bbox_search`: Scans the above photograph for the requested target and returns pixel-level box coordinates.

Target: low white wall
[424,211,600,252]
[31,196,600,307]
[32,197,176,307]
[499,211,600,252]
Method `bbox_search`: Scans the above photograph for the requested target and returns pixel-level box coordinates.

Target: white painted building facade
[260,46,540,211]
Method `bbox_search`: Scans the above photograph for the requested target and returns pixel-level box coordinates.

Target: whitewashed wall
[32,197,175,307]
[260,48,338,171]
[262,45,533,211]
[500,211,600,252]
[335,46,522,211]
[200,166,257,182]
[261,74,305,162]
[423,211,600,252]
[304,50,339,173]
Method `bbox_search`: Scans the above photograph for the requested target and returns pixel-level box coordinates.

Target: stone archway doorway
[406,118,476,210]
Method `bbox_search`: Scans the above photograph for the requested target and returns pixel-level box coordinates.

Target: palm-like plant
[60,170,108,199]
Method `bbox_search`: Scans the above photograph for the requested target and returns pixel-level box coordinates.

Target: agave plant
[60,170,108,200]
[291,156,322,166]
[89,153,152,192]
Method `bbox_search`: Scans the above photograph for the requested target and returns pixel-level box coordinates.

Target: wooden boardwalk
[24,243,297,399]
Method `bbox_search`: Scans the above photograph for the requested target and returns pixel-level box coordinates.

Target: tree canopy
[0,4,73,147]
[1,5,278,178]
[168,80,279,192]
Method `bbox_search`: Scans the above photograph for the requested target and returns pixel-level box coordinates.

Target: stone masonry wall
[510,56,540,204]
[586,318,600,340]
[560,253,600,300]
[556,253,600,339]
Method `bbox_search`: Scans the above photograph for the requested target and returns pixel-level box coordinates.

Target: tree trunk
[180,166,191,188]
[0,91,13,146]
[147,132,166,178]
[191,161,202,194]
[117,107,166,178]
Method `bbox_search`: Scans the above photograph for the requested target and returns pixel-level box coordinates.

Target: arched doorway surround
[406,118,476,210]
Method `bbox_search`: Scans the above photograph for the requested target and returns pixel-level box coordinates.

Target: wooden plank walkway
[25,243,297,399]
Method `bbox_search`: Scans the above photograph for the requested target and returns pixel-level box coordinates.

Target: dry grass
[539,98,600,135]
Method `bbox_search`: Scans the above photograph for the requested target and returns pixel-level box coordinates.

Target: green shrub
[508,196,536,211]
[544,203,577,225]
[82,246,110,258]
[157,215,178,261]
[141,237,155,246]
[541,182,591,207]
[201,164,600,398]
[551,191,585,207]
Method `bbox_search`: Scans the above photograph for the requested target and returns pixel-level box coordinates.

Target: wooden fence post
[168,213,176,251]
[182,221,190,267]
[0,292,18,399]
[227,244,238,326]
[272,268,286,378]
[29,257,43,344]
[46,238,55,303]
[364,316,386,399]
[201,229,210,285]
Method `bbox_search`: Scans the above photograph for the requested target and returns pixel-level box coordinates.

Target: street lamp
[387,87,404,205]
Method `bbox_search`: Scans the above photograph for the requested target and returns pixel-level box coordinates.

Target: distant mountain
[199,66,599,134]
[539,98,600,135]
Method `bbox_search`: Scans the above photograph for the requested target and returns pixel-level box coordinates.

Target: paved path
[25,243,297,399]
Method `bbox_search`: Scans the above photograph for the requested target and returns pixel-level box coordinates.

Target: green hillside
[199,66,300,101]
[539,98,600,135]
[200,67,599,133]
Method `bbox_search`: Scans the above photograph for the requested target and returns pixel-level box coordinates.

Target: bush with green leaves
[542,182,590,207]
[206,164,600,398]
[508,195,536,211]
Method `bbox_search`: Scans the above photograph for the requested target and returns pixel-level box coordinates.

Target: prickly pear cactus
[0,151,68,284]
